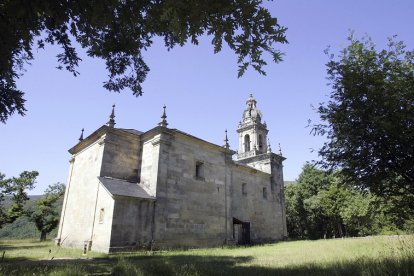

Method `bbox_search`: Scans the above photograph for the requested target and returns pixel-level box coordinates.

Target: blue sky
[1,0,413,194]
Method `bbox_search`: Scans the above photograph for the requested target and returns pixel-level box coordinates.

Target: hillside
[284,181,296,186]
[0,196,62,240]
[2,195,43,208]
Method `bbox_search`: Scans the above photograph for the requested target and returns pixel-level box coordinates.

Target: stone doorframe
[233,217,250,245]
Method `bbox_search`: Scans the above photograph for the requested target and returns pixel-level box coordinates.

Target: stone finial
[267,138,272,153]
[106,104,116,127]
[223,129,230,149]
[278,143,283,155]
[159,105,168,127]
[78,128,84,142]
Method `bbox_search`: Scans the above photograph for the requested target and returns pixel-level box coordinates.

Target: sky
[1,0,414,194]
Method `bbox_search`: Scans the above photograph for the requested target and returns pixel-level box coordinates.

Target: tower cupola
[242,94,262,123]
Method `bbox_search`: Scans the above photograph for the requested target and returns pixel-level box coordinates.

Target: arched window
[244,135,251,152]
[258,134,263,152]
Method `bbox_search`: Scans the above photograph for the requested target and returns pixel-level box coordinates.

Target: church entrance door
[233,217,250,245]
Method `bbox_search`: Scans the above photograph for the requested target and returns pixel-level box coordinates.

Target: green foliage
[29,183,65,241]
[0,173,7,226]
[0,195,42,239]
[0,0,287,123]
[285,164,385,239]
[340,191,380,236]
[0,194,62,240]
[312,34,414,206]
[0,216,39,239]
[0,170,38,227]
[403,219,414,233]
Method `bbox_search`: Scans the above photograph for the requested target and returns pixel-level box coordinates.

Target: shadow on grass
[0,244,49,251]
[112,254,414,276]
[0,258,113,275]
[1,253,413,276]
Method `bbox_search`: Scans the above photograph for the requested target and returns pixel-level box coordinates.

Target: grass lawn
[0,235,413,275]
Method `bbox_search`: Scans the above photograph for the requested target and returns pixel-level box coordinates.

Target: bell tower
[236,94,287,238]
[237,94,269,159]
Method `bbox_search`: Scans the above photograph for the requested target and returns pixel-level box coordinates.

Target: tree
[285,164,338,239]
[285,164,384,239]
[312,35,414,203]
[285,183,306,238]
[0,171,38,227]
[29,183,65,241]
[305,180,350,238]
[0,173,7,226]
[0,0,287,123]
[340,190,383,236]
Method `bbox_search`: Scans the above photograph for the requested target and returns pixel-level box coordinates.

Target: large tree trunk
[40,231,47,241]
[338,222,343,238]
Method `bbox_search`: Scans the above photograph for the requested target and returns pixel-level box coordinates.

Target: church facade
[56,95,287,252]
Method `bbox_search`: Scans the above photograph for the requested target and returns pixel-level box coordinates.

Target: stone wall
[100,129,141,182]
[57,137,105,249]
[141,128,285,248]
[90,184,115,252]
[150,130,229,248]
[229,163,283,242]
[234,153,287,240]
[139,131,162,197]
[110,197,154,251]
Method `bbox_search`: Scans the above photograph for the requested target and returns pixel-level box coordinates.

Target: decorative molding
[151,136,171,146]
[98,137,106,146]
[236,122,268,133]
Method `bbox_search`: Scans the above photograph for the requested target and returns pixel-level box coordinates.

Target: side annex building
[56,95,287,252]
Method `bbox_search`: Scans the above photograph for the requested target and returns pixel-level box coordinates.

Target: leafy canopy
[285,164,387,239]
[312,35,414,200]
[29,182,65,241]
[0,0,287,123]
[0,170,38,227]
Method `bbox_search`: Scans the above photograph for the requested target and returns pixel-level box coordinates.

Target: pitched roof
[98,177,155,200]
[118,128,143,136]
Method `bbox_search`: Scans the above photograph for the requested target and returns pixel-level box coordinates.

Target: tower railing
[237,149,260,160]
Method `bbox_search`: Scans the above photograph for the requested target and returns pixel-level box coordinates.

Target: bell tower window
[244,135,251,152]
[258,134,263,152]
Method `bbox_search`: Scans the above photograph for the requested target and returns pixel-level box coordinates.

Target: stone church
[56,95,287,252]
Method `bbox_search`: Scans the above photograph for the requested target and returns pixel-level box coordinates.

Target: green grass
[0,235,413,275]
[0,239,106,261]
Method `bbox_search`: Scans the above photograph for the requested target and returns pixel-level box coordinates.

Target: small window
[195,161,205,180]
[244,135,251,152]
[99,208,105,223]
[263,187,268,199]
[270,176,275,191]
[242,183,247,196]
[258,134,263,151]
